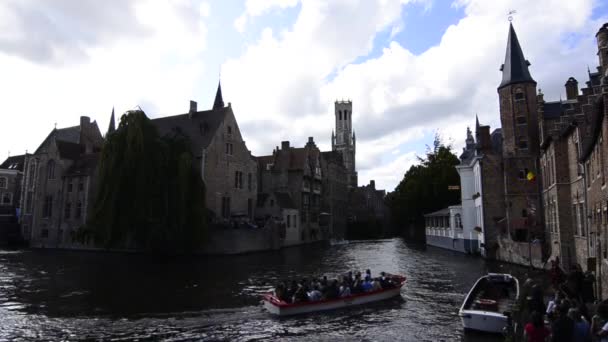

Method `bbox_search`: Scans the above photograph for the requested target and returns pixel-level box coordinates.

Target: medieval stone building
[20,116,104,248]
[0,154,26,244]
[332,100,357,189]
[152,82,258,222]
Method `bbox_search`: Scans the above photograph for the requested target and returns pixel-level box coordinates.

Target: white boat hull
[460,310,509,333]
[263,276,406,316]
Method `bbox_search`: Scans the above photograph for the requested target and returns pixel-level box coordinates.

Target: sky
[1,0,607,191]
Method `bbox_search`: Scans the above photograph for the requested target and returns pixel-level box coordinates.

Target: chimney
[308,137,314,143]
[370,180,376,189]
[80,116,90,128]
[565,77,579,100]
[281,141,290,150]
[189,100,197,118]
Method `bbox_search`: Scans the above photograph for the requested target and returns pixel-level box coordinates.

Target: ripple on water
[0,239,521,341]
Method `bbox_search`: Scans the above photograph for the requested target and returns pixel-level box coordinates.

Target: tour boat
[262,275,406,316]
[459,273,519,334]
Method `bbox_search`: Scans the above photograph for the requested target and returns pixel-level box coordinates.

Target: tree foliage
[388,134,461,240]
[80,110,207,252]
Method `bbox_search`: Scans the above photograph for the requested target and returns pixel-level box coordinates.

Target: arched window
[47,160,56,180]
[455,214,462,228]
[0,177,6,189]
[339,110,342,120]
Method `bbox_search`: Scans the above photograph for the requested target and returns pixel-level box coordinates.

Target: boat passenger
[551,304,574,342]
[362,277,373,292]
[339,282,351,298]
[286,280,298,303]
[371,278,383,291]
[274,282,287,302]
[365,269,372,279]
[308,286,322,301]
[293,284,309,303]
[352,274,363,294]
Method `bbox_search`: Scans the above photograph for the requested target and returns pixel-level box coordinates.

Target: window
[225,143,233,155]
[227,125,232,135]
[47,160,56,180]
[43,195,53,218]
[78,180,84,192]
[41,229,49,239]
[248,173,252,191]
[339,111,342,120]
[287,215,291,228]
[518,168,530,180]
[1,193,12,205]
[516,116,527,125]
[75,202,82,219]
[221,197,231,218]
[234,171,243,189]
[522,209,528,218]
[0,177,6,189]
[579,203,586,236]
[455,214,462,228]
[67,182,73,193]
[518,137,528,149]
[514,91,524,101]
[270,199,275,207]
[64,202,71,219]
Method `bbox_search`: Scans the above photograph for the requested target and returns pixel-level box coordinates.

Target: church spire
[498,23,535,90]
[107,107,116,135]
[213,80,224,109]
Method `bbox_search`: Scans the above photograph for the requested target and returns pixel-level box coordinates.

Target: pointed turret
[213,81,224,109]
[498,23,536,90]
[475,114,480,130]
[107,107,116,135]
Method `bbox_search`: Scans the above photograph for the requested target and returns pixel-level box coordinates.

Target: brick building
[20,116,104,248]
[256,138,325,244]
[152,82,258,222]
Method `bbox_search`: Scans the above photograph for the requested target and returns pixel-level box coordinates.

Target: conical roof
[213,81,224,109]
[498,23,535,89]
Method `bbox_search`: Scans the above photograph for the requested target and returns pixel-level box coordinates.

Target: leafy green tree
[388,134,460,240]
[79,110,207,252]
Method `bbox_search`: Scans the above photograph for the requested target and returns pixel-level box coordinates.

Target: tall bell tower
[497,23,541,242]
[332,100,357,188]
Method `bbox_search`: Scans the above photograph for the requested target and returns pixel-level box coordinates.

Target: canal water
[0,239,530,341]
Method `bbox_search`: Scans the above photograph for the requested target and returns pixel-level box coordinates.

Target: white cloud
[222,0,606,192]
[0,0,209,155]
[234,0,300,33]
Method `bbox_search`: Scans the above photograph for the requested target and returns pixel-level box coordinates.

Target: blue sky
[1,0,607,191]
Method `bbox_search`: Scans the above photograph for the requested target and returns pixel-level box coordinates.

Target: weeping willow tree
[80,109,207,252]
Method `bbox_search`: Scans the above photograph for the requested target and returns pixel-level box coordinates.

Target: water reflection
[0,239,529,341]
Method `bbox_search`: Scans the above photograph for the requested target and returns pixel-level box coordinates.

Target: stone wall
[496,236,544,268]
[201,224,282,255]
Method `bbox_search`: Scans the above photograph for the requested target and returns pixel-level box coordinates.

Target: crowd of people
[522,257,601,342]
[272,269,400,304]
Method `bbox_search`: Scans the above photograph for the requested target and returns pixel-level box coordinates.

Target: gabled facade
[152,82,258,221]
[257,138,326,243]
[0,154,26,244]
[20,116,103,248]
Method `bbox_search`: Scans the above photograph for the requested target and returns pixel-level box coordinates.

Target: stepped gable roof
[580,96,605,162]
[56,140,83,160]
[152,107,228,157]
[64,153,99,176]
[498,23,536,90]
[274,192,296,209]
[0,154,26,171]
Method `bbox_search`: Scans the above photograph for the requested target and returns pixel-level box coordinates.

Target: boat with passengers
[263,272,406,316]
